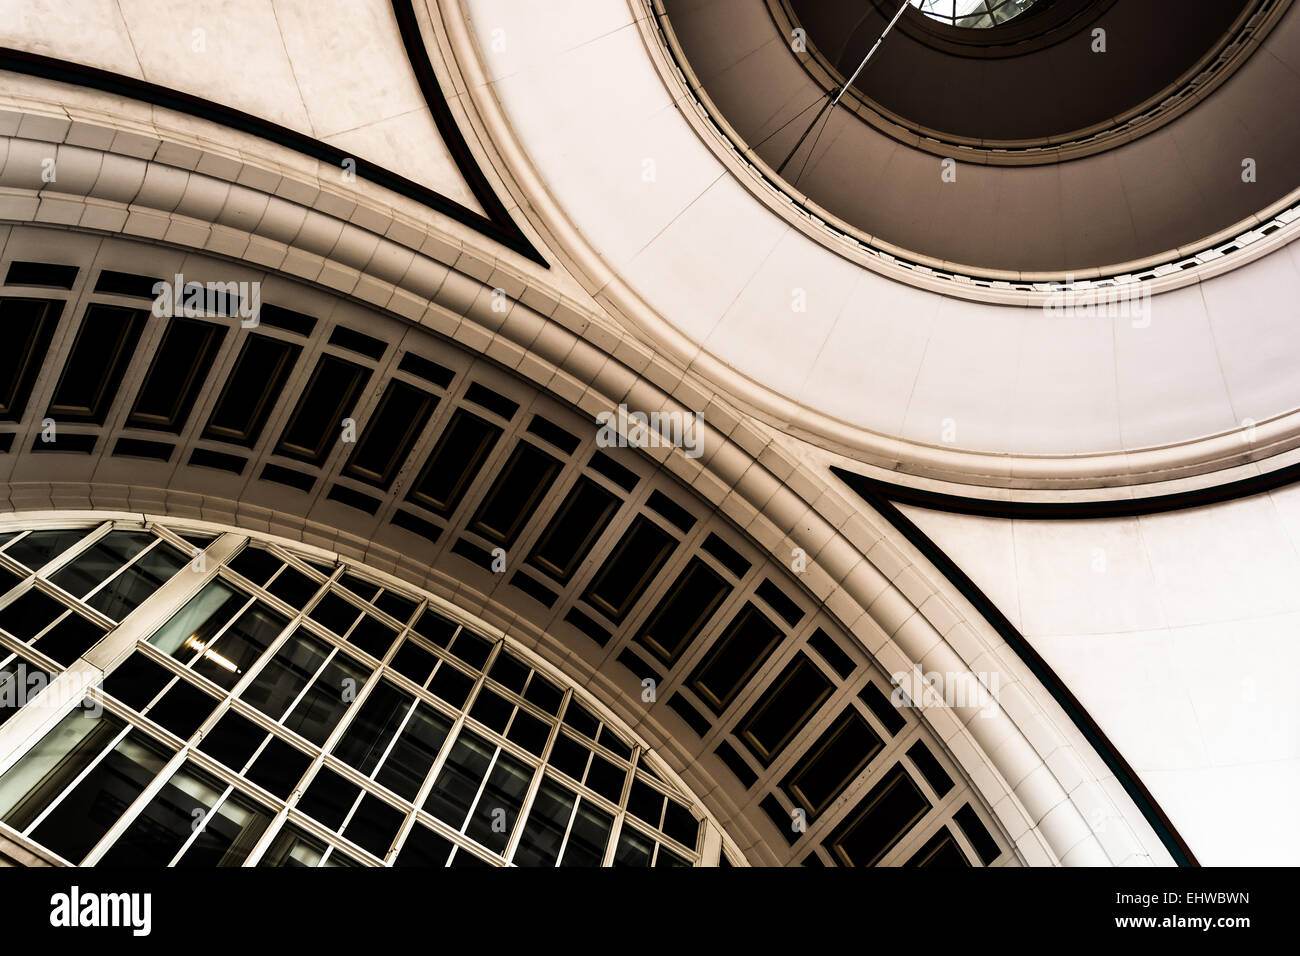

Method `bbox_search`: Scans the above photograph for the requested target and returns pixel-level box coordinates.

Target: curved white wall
[901,490,1300,865]
[0,0,482,213]
[461,0,1300,463]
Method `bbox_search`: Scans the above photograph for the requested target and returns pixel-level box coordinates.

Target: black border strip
[833,466,1201,866]
[832,461,1300,520]
[389,0,523,242]
[0,25,546,267]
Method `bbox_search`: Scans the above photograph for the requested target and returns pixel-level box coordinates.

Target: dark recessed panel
[781,708,883,819]
[906,741,955,798]
[257,303,317,337]
[525,415,580,454]
[906,827,970,868]
[646,489,696,533]
[260,463,316,493]
[953,804,1001,865]
[0,298,61,422]
[525,476,619,584]
[406,408,502,517]
[587,450,638,492]
[5,261,78,289]
[342,380,438,489]
[46,304,146,424]
[859,680,908,736]
[188,447,247,474]
[581,515,676,624]
[274,354,371,464]
[756,579,805,628]
[509,571,557,608]
[112,438,173,462]
[450,537,494,572]
[327,325,386,361]
[127,318,227,432]
[397,351,454,389]
[93,270,160,298]
[563,607,610,647]
[666,693,711,738]
[202,334,301,446]
[463,381,518,420]
[327,483,382,515]
[737,653,834,766]
[389,509,443,545]
[713,740,757,789]
[633,556,729,667]
[760,794,799,846]
[686,602,784,715]
[823,764,930,867]
[616,647,661,685]
[807,628,856,679]
[701,532,750,579]
[31,432,95,454]
[467,441,561,547]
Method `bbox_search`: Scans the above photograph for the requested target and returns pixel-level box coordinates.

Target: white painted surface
[901,490,1300,865]
[0,0,483,212]
[463,0,1300,460]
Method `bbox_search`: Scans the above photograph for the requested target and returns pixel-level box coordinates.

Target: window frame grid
[0,521,720,867]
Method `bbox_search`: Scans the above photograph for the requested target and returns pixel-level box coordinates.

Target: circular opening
[907,0,1042,28]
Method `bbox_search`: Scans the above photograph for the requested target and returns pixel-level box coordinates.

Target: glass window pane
[239,630,331,721]
[48,531,155,599]
[177,788,272,866]
[321,848,362,867]
[29,611,105,665]
[655,845,691,867]
[258,823,330,867]
[98,761,229,866]
[29,732,171,864]
[297,766,361,831]
[333,681,413,775]
[0,658,53,729]
[3,529,88,571]
[560,799,612,867]
[0,589,68,642]
[513,778,575,867]
[612,825,655,868]
[147,580,243,659]
[373,704,451,801]
[281,654,371,746]
[394,823,452,867]
[0,708,123,828]
[84,543,188,620]
[194,601,287,690]
[464,751,533,853]
[340,793,404,858]
[424,730,494,829]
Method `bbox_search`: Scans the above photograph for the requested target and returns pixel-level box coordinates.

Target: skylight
[908,0,1041,29]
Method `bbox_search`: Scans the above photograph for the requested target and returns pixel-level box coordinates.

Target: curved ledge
[653,0,1300,281]
[774,0,1283,163]
[833,458,1300,520]
[0,18,547,266]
